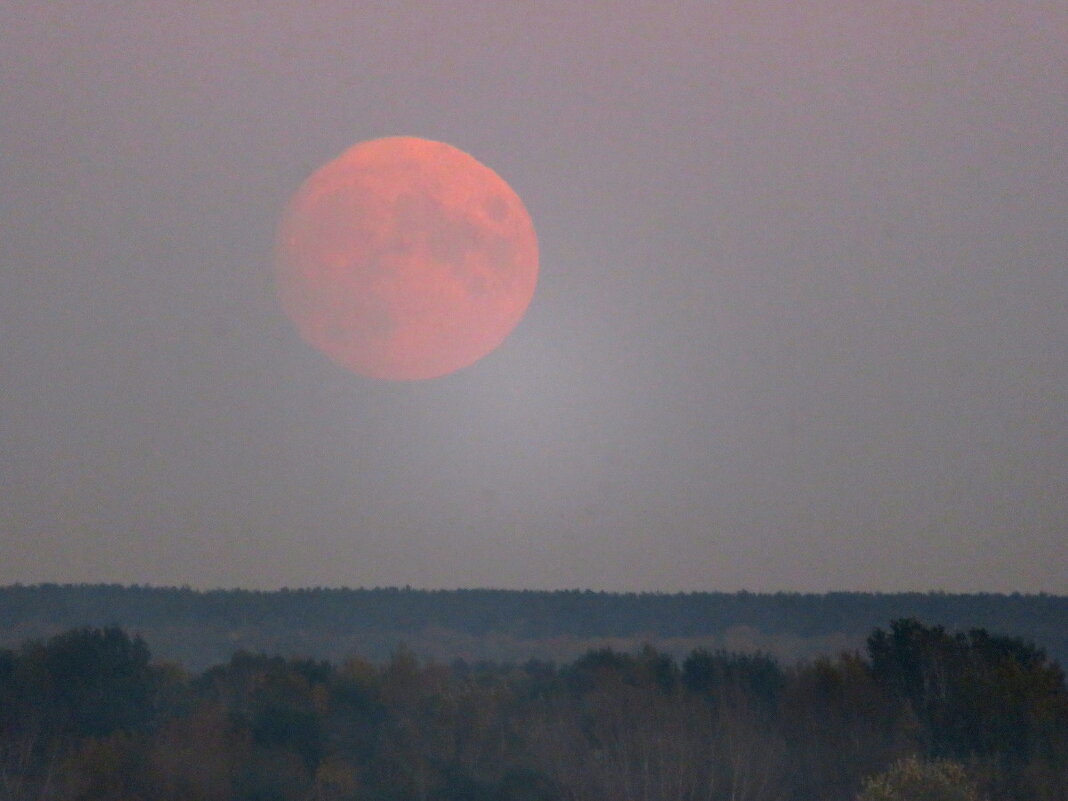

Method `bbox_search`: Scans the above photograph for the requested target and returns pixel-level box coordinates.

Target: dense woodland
[1,585,1066,670]
[0,619,1066,801]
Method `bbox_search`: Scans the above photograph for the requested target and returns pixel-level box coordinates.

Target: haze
[2,2,1066,593]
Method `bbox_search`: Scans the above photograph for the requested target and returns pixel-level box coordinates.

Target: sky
[2,2,1066,593]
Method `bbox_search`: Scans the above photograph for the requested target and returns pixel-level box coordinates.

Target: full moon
[275,136,539,380]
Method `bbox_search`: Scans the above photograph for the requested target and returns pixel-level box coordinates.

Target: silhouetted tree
[17,627,154,739]
[867,618,1068,799]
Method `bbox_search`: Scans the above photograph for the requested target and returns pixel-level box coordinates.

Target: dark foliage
[14,626,154,738]
[0,621,1064,800]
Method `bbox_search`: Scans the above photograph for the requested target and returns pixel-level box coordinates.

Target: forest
[1,584,1066,670]
[0,619,1065,801]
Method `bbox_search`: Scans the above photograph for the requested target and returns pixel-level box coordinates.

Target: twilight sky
[2,2,1066,592]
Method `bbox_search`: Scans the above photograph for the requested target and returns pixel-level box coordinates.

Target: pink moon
[275,137,539,380]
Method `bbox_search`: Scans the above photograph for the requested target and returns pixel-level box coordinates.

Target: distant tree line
[0,619,1065,801]
[0,584,1065,670]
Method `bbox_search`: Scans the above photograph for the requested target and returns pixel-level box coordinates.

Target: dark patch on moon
[392,191,483,267]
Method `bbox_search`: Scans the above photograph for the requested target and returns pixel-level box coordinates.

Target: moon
[275,136,539,380]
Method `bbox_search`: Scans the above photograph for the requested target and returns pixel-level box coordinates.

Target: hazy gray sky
[2,2,1066,592]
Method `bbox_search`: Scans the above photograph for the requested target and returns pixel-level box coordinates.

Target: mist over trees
[1,584,1065,671]
[0,619,1065,801]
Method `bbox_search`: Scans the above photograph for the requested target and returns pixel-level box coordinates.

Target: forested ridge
[0,620,1065,800]
[1,584,1065,671]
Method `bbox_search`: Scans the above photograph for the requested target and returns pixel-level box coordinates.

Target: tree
[781,653,907,801]
[17,627,154,739]
[866,619,1068,799]
[857,756,985,801]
